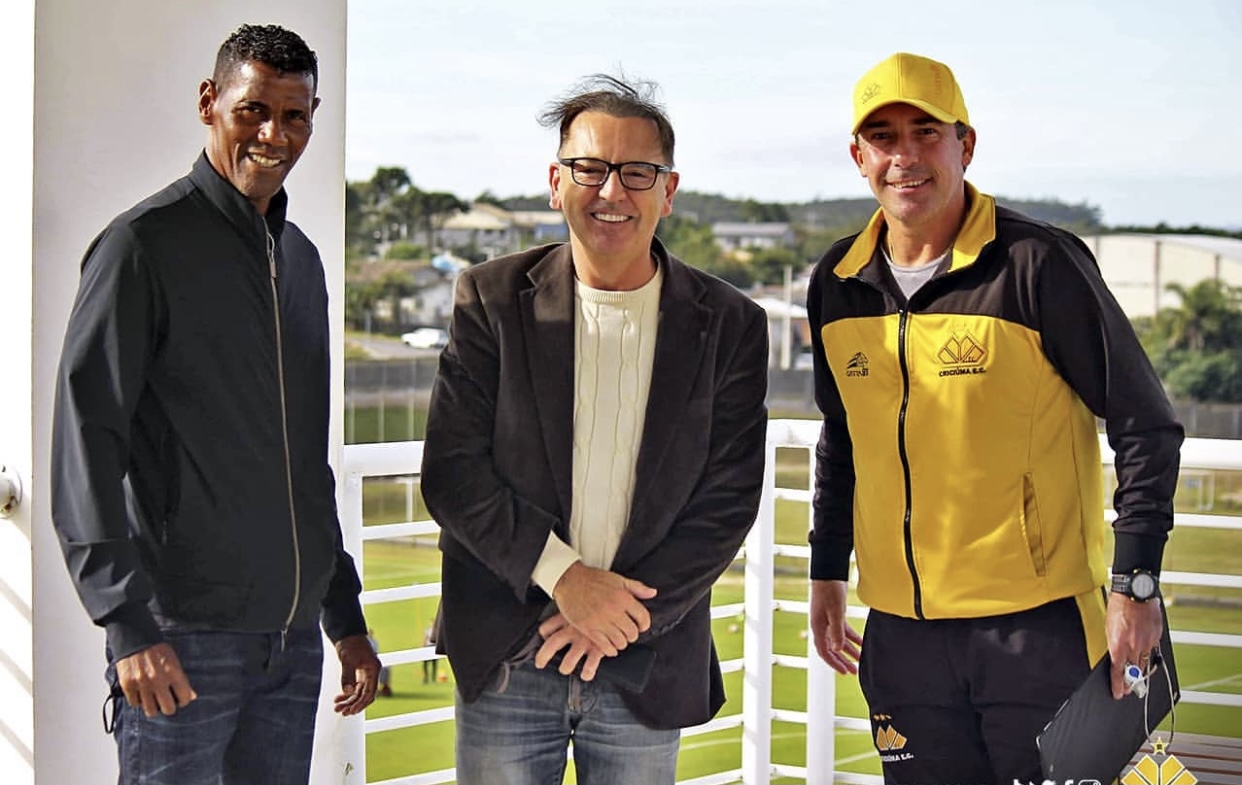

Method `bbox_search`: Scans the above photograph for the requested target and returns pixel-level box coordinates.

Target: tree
[369,167,412,203]
[1136,279,1242,403]
[1160,281,1242,354]
[474,190,507,208]
[348,166,418,252]
[738,199,790,223]
[657,214,751,288]
[384,242,426,260]
[345,181,380,259]
[343,262,384,330]
[418,191,470,252]
[748,246,804,286]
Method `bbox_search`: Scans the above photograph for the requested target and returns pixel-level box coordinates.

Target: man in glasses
[421,73,769,784]
[805,52,1184,783]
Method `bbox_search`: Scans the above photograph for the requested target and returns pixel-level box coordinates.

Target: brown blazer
[421,240,768,729]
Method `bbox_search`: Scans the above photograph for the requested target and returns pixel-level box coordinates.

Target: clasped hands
[535,561,656,681]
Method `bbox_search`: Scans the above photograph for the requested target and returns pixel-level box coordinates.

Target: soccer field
[356,489,1242,784]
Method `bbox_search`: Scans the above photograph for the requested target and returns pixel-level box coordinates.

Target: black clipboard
[1037,602,1179,782]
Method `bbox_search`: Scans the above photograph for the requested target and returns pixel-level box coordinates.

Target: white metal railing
[339,424,1242,785]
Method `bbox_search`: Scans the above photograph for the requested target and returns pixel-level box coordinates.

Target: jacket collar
[189,152,288,243]
[833,181,997,280]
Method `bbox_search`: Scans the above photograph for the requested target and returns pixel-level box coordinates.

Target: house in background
[438,203,519,259]
[438,203,567,259]
[712,222,796,252]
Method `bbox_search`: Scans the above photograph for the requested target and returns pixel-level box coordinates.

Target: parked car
[401,327,449,349]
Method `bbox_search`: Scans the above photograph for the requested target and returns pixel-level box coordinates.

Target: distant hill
[501,191,1105,234]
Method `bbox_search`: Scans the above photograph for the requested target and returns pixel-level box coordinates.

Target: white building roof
[752,296,808,319]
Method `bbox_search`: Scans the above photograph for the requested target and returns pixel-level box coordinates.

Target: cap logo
[860,82,881,105]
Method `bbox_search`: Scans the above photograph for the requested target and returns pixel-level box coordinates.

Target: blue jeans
[455,662,680,785]
[106,626,323,785]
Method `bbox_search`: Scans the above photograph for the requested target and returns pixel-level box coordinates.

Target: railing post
[742,436,778,785]
[311,466,368,785]
[805,596,838,785]
[803,431,839,785]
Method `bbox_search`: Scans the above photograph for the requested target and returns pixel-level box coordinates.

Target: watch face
[1131,572,1157,599]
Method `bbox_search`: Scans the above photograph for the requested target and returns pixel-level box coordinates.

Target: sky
[345,0,1241,229]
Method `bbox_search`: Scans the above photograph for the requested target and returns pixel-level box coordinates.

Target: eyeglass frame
[557,157,673,191]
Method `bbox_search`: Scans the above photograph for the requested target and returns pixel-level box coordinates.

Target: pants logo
[871,714,913,762]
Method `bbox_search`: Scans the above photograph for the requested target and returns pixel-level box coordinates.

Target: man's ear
[548,162,563,210]
[850,141,866,176]
[961,127,977,169]
[660,171,679,218]
[198,79,217,126]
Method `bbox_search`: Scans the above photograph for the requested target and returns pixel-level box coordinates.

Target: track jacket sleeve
[806,258,857,582]
[51,225,164,660]
[1037,233,1184,575]
[625,307,768,641]
[420,271,564,600]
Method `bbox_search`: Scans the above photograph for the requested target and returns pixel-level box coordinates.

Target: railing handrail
[340,424,1242,785]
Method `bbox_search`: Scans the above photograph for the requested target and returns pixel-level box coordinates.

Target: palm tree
[1162,280,1242,353]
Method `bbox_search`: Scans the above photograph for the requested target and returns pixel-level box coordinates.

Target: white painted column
[27,2,351,783]
[0,1,36,782]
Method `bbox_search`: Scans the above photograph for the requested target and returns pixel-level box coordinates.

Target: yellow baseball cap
[851,52,970,135]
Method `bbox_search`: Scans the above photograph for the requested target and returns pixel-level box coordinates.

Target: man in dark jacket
[421,74,769,785]
[806,52,1183,783]
[51,24,379,785]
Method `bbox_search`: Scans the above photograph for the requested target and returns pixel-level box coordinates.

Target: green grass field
[347,408,1242,783]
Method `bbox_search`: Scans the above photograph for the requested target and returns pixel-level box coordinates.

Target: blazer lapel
[621,252,711,555]
[519,246,576,526]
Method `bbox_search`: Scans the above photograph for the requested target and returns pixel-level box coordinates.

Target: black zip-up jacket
[52,154,366,661]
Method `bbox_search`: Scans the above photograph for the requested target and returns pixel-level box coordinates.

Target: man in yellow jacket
[806,52,1184,783]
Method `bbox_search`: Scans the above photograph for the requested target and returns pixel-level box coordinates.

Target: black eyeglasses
[558,157,672,191]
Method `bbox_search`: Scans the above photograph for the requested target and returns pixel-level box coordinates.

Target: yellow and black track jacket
[807,184,1184,622]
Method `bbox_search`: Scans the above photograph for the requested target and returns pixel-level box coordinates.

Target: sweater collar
[189,151,289,242]
[833,181,997,280]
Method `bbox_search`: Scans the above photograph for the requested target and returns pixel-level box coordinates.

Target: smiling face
[850,102,975,237]
[199,60,319,215]
[549,111,679,290]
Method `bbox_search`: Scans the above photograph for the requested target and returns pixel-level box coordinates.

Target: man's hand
[1106,591,1164,699]
[333,634,382,715]
[552,562,657,656]
[535,612,608,681]
[809,579,863,675]
[115,642,197,718]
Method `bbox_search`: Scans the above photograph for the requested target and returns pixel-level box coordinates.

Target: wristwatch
[1111,569,1159,602]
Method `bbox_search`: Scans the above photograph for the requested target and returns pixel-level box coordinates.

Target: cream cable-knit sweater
[530,264,664,595]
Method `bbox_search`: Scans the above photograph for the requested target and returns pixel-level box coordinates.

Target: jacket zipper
[267,224,302,650]
[895,308,924,619]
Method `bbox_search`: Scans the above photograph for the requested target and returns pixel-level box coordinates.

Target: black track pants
[859,597,1093,785]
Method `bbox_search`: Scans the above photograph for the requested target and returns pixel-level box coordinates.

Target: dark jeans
[859,597,1093,785]
[106,626,323,785]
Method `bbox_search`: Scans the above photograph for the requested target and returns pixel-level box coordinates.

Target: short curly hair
[538,73,675,165]
[214,24,318,91]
